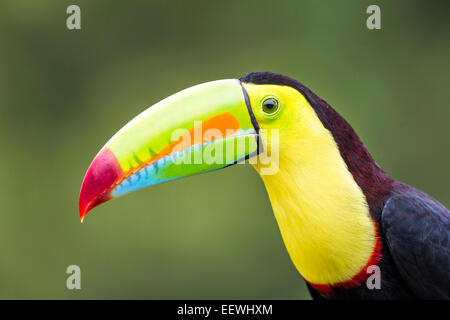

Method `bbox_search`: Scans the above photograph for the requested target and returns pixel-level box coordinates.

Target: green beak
[79,79,260,221]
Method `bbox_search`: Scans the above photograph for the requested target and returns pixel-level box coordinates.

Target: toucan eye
[262,98,279,114]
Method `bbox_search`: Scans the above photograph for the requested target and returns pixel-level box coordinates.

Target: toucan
[79,72,449,299]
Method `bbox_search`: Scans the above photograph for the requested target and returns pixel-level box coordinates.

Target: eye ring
[262,98,279,115]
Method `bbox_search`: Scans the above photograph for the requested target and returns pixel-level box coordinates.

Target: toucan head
[78,72,354,221]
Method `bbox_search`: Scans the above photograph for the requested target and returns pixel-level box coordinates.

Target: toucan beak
[79,79,260,221]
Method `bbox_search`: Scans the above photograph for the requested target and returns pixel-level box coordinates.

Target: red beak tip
[78,203,90,223]
[78,148,123,223]
[79,208,87,222]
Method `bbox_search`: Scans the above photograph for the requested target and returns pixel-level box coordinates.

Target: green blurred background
[0,0,448,299]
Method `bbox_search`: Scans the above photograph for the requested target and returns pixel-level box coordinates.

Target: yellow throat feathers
[247,83,377,286]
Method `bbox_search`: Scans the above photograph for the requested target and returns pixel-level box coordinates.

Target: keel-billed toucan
[79,72,449,299]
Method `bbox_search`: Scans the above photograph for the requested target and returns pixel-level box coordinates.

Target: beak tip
[78,148,123,222]
[79,203,88,223]
[78,197,92,223]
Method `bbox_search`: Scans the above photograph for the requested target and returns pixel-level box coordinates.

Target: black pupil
[263,98,277,111]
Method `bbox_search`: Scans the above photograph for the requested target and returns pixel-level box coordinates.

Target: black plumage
[382,183,450,299]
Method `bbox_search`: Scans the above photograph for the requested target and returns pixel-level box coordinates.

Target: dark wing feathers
[382,185,450,299]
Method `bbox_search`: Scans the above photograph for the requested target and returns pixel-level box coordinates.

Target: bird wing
[381,186,450,299]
